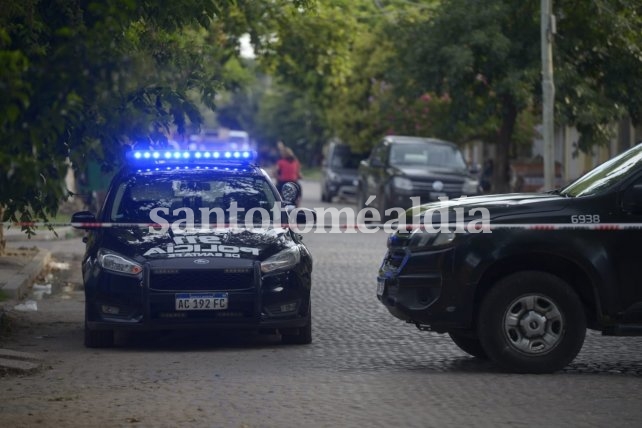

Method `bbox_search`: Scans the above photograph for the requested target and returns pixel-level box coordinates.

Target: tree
[392,1,541,191]
[253,0,361,157]
[0,0,311,252]
[386,0,642,191]
[253,84,327,166]
[554,0,642,151]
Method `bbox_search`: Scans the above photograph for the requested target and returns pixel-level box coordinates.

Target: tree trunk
[493,96,517,193]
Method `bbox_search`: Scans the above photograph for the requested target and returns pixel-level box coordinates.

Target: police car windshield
[110,173,276,224]
[561,144,642,197]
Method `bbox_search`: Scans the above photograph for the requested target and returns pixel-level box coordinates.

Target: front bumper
[376,245,473,332]
[85,257,310,331]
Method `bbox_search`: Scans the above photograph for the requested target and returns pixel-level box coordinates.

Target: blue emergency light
[126,149,256,165]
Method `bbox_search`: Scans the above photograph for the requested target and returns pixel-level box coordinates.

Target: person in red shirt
[276,146,302,204]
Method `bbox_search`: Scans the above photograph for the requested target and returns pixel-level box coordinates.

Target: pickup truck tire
[448,331,488,359]
[478,271,586,374]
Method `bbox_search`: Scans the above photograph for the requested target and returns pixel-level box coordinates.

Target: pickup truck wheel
[448,331,488,359]
[478,271,586,374]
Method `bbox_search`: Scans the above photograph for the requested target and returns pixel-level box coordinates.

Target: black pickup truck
[377,142,642,373]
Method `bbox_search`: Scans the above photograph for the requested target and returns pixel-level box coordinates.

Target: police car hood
[101,227,294,263]
[414,192,568,220]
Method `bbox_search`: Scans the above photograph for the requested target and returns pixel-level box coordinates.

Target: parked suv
[357,136,479,216]
[377,142,642,373]
[320,142,365,202]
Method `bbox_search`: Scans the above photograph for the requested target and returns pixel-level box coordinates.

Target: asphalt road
[1,180,642,427]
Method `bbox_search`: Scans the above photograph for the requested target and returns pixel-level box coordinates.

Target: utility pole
[542,0,556,190]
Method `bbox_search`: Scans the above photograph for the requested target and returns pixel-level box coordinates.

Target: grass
[301,166,321,181]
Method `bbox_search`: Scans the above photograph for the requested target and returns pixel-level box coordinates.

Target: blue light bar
[126,150,257,165]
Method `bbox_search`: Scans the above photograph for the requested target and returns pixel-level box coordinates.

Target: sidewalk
[4,225,75,242]
[0,228,63,375]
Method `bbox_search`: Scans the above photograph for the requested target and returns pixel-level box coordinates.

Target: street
[1,180,642,427]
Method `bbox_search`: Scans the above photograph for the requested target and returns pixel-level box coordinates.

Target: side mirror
[280,182,301,205]
[621,183,642,213]
[71,211,96,229]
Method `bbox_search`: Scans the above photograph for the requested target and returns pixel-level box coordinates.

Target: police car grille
[149,270,255,291]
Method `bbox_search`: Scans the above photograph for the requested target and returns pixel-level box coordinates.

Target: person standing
[276,146,302,204]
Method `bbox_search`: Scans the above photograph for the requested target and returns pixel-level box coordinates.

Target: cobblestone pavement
[1,182,641,427]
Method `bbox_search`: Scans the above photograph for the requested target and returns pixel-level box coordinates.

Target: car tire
[448,330,488,359]
[84,322,114,348]
[281,304,312,345]
[478,271,586,374]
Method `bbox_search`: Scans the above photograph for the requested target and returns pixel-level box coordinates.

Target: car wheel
[84,322,114,348]
[448,330,488,359]
[281,304,312,345]
[478,271,586,373]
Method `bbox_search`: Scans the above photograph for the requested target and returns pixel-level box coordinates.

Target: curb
[1,248,52,300]
[0,348,43,375]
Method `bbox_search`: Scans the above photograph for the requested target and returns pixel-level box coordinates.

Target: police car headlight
[261,247,301,274]
[98,249,143,276]
[462,178,479,195]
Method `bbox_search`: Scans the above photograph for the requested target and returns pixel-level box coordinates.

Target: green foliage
[0,0,285,241]
[393,1,540,144]
[555,0,642,151]
[2,0,642,240]
[254,85,328,166]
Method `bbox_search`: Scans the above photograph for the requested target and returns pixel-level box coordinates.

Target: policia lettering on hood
[143,235,260,258]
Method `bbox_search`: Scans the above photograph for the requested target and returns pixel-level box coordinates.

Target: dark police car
[377,142,642,373]
[72,149,313,348]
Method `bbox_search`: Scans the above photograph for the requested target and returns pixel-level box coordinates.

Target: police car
[377,142,642,373]
[72,149,314,347]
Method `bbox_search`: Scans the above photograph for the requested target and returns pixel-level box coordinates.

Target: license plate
[175,293,228,311]
[377,279,385,297]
